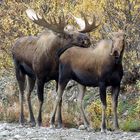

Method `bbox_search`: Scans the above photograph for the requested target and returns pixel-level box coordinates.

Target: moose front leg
[50,82,67,128]
[56,97,63,129]
[36,79,45,126]
[111,85,120,130]
[99,82,107,133]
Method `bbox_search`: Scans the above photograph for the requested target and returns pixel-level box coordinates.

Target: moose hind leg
[16,70,26,125]
[99,82,107,133]
[26,76,36,126]
[36,79,45,126]
[50,82,68,128]
[54,80,63,128]
[77,84,91,131]
[111,86,120,130]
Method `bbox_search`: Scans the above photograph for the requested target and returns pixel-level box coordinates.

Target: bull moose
[12,9,100,126]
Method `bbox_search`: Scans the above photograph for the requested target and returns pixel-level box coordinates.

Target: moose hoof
[19,116,25,126]
[19,121,25,127]
[101,128,107,133]
[114,126,119,131]
[37,122,42,127]
[19,123,25,127]
[29,121,36,127]
[57,123,63,129]
[114,129,122,133]
[86,127,94,132]
[50,124,55,129]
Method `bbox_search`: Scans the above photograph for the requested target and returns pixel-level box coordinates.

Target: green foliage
[136,80,140,90]
[86,92,140,131]
[120,119,140,132]
[135,97,140,116]
[118,95,140,131]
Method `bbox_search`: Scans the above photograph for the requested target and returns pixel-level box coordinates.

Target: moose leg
[16,71,26,125]
[77,84,90,130]
[111,85,120,130]
[51,80,63,128]
[54,80,63,128]
[26,77,36,126]
[99,82,107,133]
[55,80,63,128]
[36,79,45,126]
[56,96,62,129]
[50,82,67,128]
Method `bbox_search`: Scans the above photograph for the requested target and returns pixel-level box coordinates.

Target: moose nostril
[82,41,85,44]
[114,51,119,58]
[84,40,87,44]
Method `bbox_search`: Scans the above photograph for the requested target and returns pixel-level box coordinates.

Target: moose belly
[72,70,99,87]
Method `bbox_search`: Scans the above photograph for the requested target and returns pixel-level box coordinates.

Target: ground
[0,123,140,140]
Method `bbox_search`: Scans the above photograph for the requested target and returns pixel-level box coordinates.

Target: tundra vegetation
[0,0,140,131]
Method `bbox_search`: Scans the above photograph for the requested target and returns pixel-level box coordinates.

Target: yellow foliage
[0,0,139,87]
[86,95,112,129]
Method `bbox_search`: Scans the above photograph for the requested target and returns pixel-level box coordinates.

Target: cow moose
[12,9,100,126]
[51,30,125,132]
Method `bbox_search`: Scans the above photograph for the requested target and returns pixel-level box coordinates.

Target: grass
[120,119,140,132]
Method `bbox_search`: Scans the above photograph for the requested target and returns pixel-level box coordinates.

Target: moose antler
[69,13,85,31]
[79,12,100,33]
[26,9,67,34]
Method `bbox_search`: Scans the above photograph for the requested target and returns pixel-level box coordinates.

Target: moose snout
[114,50,120,58]
[82,39,91,48]
[110,50,120,58]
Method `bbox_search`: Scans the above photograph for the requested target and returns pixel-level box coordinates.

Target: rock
[0,123,140,140]
[0,130,9,137]
[78,125,86,130]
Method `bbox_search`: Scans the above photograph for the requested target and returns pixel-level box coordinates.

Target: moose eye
[78,37,83,42]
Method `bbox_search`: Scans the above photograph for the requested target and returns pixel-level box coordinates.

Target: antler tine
[33,14,51,28]
[91,15,96,26]
[79,12,100,33]
[80,12,90,27]
[48,16,53,24]
[58,15,62,25]
[56,13,67,31]
[52,16,57,24]
[26,8,66,34]
[61,12,66,25]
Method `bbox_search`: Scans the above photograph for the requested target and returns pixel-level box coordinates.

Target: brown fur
[51,30,125,131]
[60,39,114,76]
[12,25,91,126]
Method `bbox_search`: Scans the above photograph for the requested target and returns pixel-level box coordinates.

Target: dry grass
[1,75,140,131]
